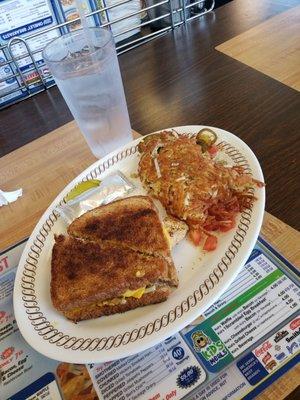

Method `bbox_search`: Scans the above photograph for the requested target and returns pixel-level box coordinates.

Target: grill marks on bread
[50,196,179,321]
[51,235,173,311]
[68,196,170,258]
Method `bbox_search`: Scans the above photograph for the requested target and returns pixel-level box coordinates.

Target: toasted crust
[67,195,171,258]
[62,287,171,322]
[51,195,179,321]
[51,235,178,313]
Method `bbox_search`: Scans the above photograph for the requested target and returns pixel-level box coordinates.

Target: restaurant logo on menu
[191,331,229,366]
[185,322,234,373]
[289,318,300,330]
[191,331,211,352]
[285,327,300,343]
[254,341,272,357]
[274,331,288,343]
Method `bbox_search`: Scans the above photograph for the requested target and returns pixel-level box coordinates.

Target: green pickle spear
[65,179,101,202]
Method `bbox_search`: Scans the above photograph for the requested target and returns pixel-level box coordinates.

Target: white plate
[14,125,265,363]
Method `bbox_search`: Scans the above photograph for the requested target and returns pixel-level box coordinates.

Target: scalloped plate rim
[13,125,265,363]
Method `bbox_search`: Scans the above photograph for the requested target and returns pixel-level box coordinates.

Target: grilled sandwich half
[51,196,178,322]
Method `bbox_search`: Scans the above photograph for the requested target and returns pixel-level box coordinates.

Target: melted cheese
[162,225,171,246]
[86,286,156,309]
[123,287,146,299]
[96,288,146,306]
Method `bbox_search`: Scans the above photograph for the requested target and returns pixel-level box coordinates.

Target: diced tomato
[208,144,218,157]
[203,235,218,251]
[189,229,202,246]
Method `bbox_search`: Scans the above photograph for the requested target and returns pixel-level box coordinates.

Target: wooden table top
[0,122,299,399]
[0,0,299,397]
[1,0,300,230]
[216,5,300,91]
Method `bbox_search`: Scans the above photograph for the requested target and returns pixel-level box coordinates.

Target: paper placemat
[1,237,299,400]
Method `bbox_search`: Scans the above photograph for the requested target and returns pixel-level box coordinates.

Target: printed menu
[0,0,60,92]
[52,0,101,33]
[0,49,25,107]
[0,237,299,400]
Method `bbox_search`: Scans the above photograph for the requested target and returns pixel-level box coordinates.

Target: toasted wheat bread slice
[67,195,171,259]
[51,235,178,321]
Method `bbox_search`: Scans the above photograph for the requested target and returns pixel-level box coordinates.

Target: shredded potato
[138,131,264,250]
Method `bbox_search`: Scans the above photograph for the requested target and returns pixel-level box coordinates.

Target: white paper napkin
[0,188,23,206]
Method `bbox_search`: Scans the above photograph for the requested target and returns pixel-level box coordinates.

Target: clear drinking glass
[43,28,132,157]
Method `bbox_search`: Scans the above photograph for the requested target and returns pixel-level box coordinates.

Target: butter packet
[55,171,135,224]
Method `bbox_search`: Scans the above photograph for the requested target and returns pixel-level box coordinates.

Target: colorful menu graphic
[0,237,299,400]
[0,0,60,91]
[184,249,300,374]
